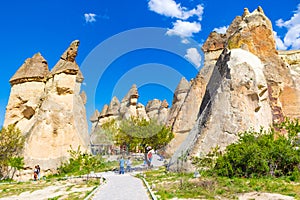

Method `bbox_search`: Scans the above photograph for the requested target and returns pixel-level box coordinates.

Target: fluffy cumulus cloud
[213,26,228,34]
[148,0,203,20]
[275,4,300,50]
[273,31,287,50]
[184,48,201,67]
[167,20,201,38]
[84,13,97,23]
[148,0,203,38]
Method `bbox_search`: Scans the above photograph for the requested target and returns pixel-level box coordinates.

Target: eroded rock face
[4,53,49,135]
[169,7,300,171]
[278,50,300,119]
[169,49,273,171]
[4,40,90,170]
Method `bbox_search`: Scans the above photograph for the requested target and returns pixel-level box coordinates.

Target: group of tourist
[119,157,132,174]
[33,165,40,181]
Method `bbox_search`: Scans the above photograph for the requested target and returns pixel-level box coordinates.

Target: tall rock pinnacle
[51,40,84,83]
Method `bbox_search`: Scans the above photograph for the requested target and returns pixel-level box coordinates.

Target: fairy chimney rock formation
[169,7,300,171]
[120,84,140,119]
[4,40,90,170]
[4,53,49,131]
[90,84,171,134]
[166,77,190,127]
[137,103,149,120]
[90,109,100,123]
[9,53,49,85]
[107,96,121,117]
[145,99,169,124]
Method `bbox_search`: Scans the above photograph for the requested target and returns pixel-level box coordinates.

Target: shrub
[214,119,300,178]
[58,146,107,176]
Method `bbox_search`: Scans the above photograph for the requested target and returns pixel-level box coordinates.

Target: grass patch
[143,167,300,200]
[0,180,52,198]
[0,177,101,199]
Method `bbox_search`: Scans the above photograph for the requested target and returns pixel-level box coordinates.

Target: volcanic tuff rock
[146,99,169,124]
[4,40,90,170]
[90,85,170,135]
[169,7,300,171]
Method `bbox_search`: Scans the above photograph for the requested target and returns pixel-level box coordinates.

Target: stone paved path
[92,172,150,200]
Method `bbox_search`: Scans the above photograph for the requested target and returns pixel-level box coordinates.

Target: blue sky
[0,0,299,127]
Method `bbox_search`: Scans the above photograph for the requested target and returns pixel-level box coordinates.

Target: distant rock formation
[169,7,300,171]
[90,85,170,136]
[4,40,90,170]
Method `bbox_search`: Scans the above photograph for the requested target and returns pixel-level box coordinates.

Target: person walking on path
[33,165,38,181]
[147,150,153,167]
[37,165,41,180]
[119,156,125,174]
[126,157,132,172]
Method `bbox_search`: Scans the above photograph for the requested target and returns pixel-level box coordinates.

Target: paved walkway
[92,172,150,200]
[92,153,164,200]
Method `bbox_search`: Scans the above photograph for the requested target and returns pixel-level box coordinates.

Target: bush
[0,125,25,179]
[214,119,300,178]
[58,146,108,176]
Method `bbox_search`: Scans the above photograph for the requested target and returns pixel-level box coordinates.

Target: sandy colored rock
[9,53,49,85]
[137,103,149,121]
[107,96,120,116]
[169,49,273,171]
[80,90,87,105]
[119,84,139,119]
[4,40,90,171]
[146,99,162,119]
[51,40,84,83]
[166,77,190,128]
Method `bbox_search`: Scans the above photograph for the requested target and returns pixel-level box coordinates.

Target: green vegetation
[116,117,174,152]
[214,119,300,178]
[0,179,99,199]
[142,167,300,199]
[141,119,300,199]
[57,146,118,176]
[0,125,25,180]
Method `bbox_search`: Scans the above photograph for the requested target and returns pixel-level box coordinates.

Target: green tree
[116,117,174,166]
[116,117,174,152]
[0,125,25,180]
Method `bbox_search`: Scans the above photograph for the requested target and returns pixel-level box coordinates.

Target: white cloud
[148,0,203,20]
[167,20,201,38]
[181,38,190,44]
[84,13,97,23]
[213,26,228,34]
[275,4,300,49]
[184,48,201,67]
[273,31,287,50]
